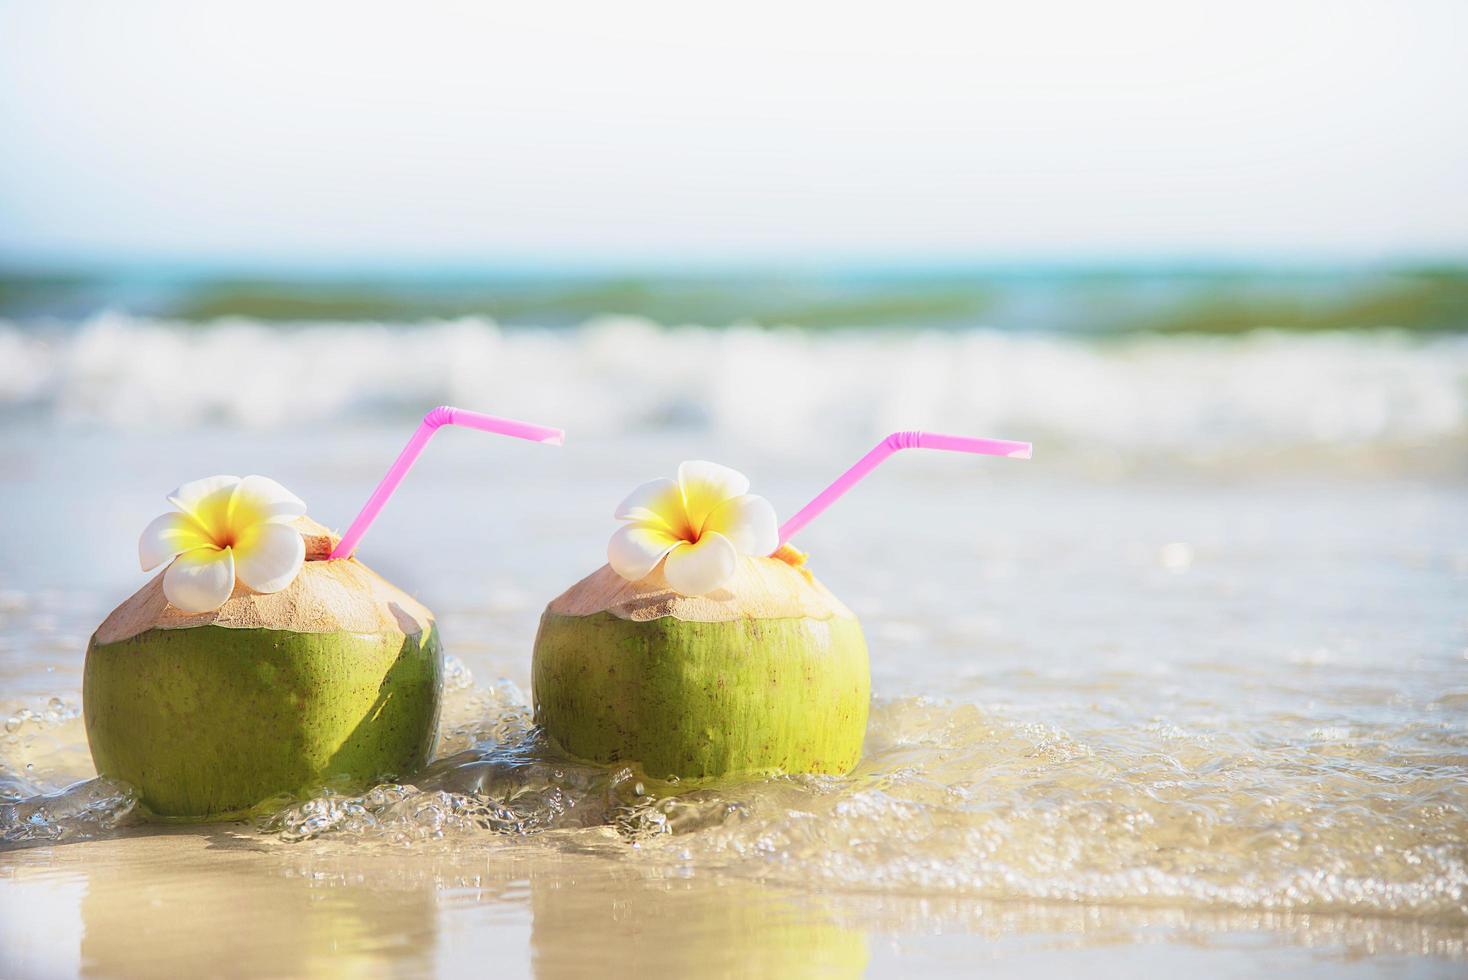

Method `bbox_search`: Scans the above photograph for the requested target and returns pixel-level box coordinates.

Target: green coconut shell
[83,518,443,819]
[532,557,870,780]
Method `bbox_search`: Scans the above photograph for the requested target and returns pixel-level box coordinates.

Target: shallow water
[2,319,1467,976]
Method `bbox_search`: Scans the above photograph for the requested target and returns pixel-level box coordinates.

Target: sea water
[1,314,1465,976]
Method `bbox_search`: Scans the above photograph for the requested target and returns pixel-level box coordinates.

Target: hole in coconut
[291,516,342,562]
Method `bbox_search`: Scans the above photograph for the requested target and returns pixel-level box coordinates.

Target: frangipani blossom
[139,475,308,613]
[608,461,779,596]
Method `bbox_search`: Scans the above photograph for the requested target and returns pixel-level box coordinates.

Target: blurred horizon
[3,2,1466,464]
[4,255,1466,334]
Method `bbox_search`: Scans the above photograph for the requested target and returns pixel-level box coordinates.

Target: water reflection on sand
[4,826,1466,978]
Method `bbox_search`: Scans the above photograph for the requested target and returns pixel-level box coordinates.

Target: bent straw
[329,405,565,560]
[776,430,1032,548]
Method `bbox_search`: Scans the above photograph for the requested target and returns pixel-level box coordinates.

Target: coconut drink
[535,551,872,779]
[83,407,563,819]
[533,433,1031,781]
[86,511,443,819]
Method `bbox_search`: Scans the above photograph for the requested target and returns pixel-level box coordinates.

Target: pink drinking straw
[776,430,1032,548]
[329,405,565,560]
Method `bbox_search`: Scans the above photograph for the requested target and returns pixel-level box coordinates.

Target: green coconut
[83,518,443,820]
[531,556,870,780]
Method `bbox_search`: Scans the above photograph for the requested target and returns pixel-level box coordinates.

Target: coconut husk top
[93,517,435,645]
[546,555,856,623]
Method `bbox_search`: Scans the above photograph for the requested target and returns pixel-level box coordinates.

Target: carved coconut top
[92,517,436,645]
[545,556,857,623]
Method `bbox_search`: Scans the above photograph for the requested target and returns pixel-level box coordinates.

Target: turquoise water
[3,262,1465,332]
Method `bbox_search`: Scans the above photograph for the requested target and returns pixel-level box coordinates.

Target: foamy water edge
[2,314,1464,464]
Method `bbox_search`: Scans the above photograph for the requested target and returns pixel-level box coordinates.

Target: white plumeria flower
[139,475,308,613]
[608,461,779,596]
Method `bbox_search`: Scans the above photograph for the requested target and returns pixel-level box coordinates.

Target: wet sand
[6,825,1465,978]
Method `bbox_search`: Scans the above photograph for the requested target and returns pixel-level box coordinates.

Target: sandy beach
[3,319,1466,976]
[6,2,1468,973]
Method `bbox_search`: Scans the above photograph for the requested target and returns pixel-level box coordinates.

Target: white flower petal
[663,531,738,596]
[231,474,307,527]
[233,522,305,594]
[608,523,682,583]
[167,475,241,510]
[166,475,240,540]
[677,461,750,536]
[138,512,213,571]
[162,547,237,613]
[703,493,779,557]
[613,477,684,530]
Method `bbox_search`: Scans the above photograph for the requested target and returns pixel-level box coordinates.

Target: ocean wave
[1,312,1464,459]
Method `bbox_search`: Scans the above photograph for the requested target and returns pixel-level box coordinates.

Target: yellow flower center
[670,511,701,544]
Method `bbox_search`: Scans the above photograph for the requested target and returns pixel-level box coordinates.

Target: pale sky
[1,0,1465,266]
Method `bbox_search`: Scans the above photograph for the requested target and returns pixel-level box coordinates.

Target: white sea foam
[1,313,1464,461]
